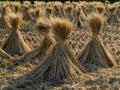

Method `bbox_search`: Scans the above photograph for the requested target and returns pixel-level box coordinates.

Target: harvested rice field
[0,1,120,90]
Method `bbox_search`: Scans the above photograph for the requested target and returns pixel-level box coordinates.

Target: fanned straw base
[2,30,31,56]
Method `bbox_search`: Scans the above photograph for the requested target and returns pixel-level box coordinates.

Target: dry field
[0,1,120,90]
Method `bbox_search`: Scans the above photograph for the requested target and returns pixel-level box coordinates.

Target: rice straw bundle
[31,18,84,84]
[109,6,116,13]
[81,5,88,17]
[103,18,110,31]
[64,5,73,19]
[19,7,34,32]
[106,14,119,25]
[114,5,120,19]
[0,6,10,29]
[102,4,111,17]
[20,0,23,4]
[22,7,45,33]
[107,6,120,24]
[34,8,45,19]
[25,8,36,20]
[22,6,32,22]
[84,5,97,15]
[30,8,45,23]
[96,5,104,14]
[21,7,44,32]
[2,13,31,56]
[77,13,117,72]
[46,7,52,18]
[5,18,54,68]
[14,5,19,13]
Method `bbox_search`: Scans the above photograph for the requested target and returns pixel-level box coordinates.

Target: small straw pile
[77,13,117,72]
[31,18,84,84]
[2,13,31,56]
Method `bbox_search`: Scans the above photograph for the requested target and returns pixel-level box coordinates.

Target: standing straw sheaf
[2,18,54,69]
[114,5,120,19]
[33,8,45,20]
[106,6,120,25]
[22,6,32,22]
[96,5,104,14]
[30,18,84,84]
[77,13,117,72]
[0,6,10,29]
[2,13,31,56]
